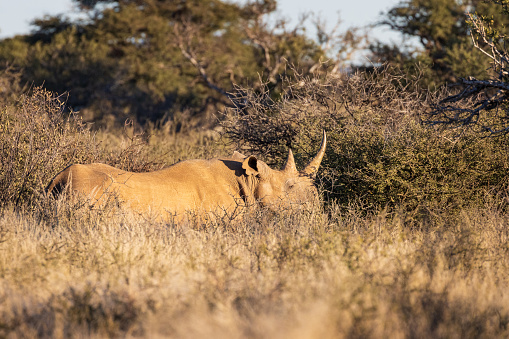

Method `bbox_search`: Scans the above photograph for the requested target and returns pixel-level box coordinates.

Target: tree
[372,0,509,88]
[0,0,352,127]
[428,1,509,135]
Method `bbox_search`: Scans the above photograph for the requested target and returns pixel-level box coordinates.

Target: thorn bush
[223,67,509,214]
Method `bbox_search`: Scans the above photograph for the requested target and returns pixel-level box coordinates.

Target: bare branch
[173,21,235,102]
[242,16,286,84]
[468,13,509,75]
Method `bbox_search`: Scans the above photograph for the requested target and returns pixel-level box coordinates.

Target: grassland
[3,71,509,338]
[2,199,509,338]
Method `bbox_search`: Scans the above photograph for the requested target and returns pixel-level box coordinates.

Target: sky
[0,0,401,42]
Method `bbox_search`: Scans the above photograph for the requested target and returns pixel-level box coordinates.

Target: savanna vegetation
[3,0,509,338]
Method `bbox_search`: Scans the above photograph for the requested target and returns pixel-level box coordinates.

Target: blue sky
[0,0,400,42]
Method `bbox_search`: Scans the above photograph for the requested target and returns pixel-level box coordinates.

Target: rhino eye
[286,180,295,190]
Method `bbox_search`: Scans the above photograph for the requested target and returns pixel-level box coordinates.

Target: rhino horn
[283,149,297,173]
[302,131,327,178]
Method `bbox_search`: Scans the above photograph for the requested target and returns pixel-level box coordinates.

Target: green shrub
[223,67,509,213]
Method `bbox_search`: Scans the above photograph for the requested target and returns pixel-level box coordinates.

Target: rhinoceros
[46,131,326,221]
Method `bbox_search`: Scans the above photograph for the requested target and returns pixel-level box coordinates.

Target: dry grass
[1,201,509,338]
[94,120,227,173]
[0,82,229,208]
[3,68,509,338]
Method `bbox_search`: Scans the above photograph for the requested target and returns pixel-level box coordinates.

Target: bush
[0,85,98,207]
[0,79,231,209]
[223,67,509,213]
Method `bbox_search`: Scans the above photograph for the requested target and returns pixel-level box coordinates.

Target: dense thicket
[4,0,509,127]
[223,67,509,214]
[3,65,509,214]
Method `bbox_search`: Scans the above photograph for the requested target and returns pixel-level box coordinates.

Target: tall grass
[1,203,509,338]
[0,80,228,208]
[2,68,509,338]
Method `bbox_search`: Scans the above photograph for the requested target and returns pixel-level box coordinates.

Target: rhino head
[239,131,327,209]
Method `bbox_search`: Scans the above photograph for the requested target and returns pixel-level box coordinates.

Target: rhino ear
[242,156,259,176]
[232,151,246,161]
[242,156,271,177]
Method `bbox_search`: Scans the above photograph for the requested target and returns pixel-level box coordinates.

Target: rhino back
[108,159,244,216]
[47,159,247,219]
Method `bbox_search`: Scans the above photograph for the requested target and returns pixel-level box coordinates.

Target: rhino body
[46,132,326,221]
